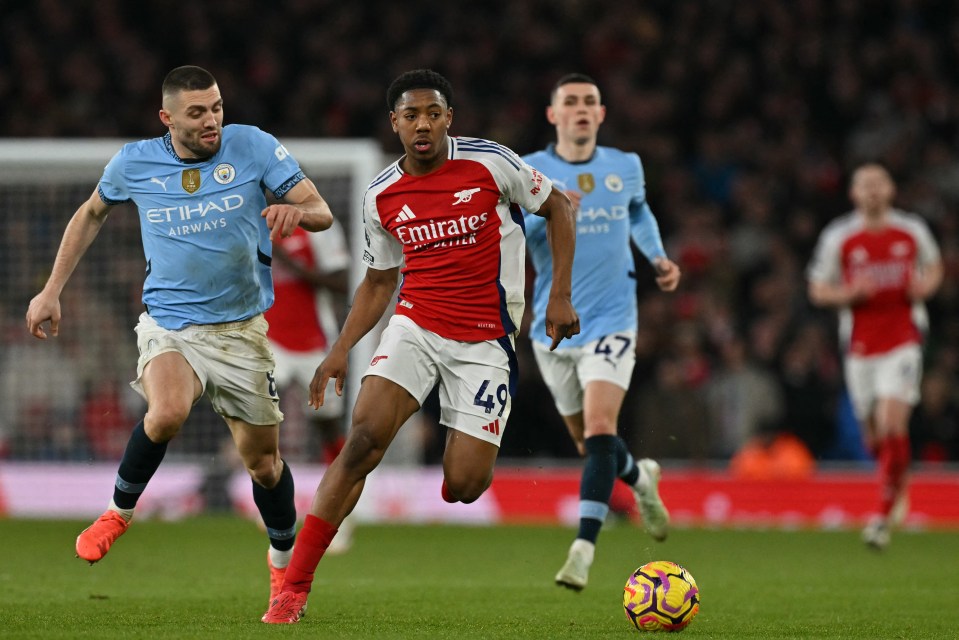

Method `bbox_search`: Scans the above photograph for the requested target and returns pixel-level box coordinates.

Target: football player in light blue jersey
[523,74,681,592]
[26,66,334,608]
[98,108,311,329]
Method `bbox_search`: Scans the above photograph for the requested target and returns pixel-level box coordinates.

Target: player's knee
[243,452,282,488]
[247,457,281,488]
[143,407,189,441]
[583,417,617,438]
[444,472,492,504]
[340,425,388,473]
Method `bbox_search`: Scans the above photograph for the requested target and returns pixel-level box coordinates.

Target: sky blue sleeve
[251,127,305,199]
[97,147,130,205]
[628,154,667,262]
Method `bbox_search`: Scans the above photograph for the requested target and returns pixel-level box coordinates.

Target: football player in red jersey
[807,163,943,550]
[266,224,354,553]
[262,69,579,623]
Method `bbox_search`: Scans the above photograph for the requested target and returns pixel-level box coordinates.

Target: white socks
[107,499,135,522]
[269,545,293,570]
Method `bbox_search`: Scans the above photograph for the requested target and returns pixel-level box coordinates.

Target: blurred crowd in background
[2,0,959,468]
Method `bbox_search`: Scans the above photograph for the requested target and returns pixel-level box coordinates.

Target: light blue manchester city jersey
[523,145,666,348]
[98,124,305,330]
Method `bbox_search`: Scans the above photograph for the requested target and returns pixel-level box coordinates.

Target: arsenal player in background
[807,162,943,551]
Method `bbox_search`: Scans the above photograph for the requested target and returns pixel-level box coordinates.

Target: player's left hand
[653,257,681,292]
[25,291,61,339]
[309,345,348,409]
[262,204,304,241]
[907,271,935,302]
[545,296,580,351]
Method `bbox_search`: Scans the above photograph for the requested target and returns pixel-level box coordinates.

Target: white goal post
[0,139,384,461]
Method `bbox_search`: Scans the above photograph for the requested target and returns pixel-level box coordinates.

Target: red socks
[877,435,911,516]
[282,514,338,594]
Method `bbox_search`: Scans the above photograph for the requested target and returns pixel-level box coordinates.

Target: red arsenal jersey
[362,136,551,341]
[807,209,940,356]
[266,224,349,352]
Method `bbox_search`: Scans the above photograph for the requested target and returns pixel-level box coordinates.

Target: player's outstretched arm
[263,177,334,240]
[534,186,580,350]
[26,188,111,339]
[309,266,399,408]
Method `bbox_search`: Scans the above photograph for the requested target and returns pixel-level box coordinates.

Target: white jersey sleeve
[454,137,552,214]
[361,173,404,270]
[307,219,350,273]
[806,215,854,285]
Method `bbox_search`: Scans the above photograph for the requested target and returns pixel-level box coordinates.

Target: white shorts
[844,343,922,422]
[131,312,283,426]
[271,343,344,420]
[363,314,518,446]
[532,331,637,417]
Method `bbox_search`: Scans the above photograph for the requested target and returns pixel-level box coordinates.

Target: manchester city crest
[604,173,624,192]
[213,163,236,185]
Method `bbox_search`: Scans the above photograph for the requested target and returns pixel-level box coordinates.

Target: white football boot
[634,458,670,542]
[555,539,594,591]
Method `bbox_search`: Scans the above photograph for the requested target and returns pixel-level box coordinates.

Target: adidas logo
[394,204,417,223]
[481,419,501,436]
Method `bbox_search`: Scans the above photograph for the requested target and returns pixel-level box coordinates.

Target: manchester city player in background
[523,73,681,591]
[25,65,334,610]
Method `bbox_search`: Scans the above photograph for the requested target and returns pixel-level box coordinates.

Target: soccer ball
[623,560,700,632]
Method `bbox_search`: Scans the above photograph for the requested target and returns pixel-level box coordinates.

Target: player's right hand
[545,295,580,351]
[562,190,583,211]
[25,292,61,340]
[309,347,348,409]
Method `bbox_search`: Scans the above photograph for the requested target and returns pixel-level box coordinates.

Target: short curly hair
[386,69,454,111]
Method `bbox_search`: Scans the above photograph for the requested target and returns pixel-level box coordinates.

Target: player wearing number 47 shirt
[523,74,681,592]
[25,66,335,612]
[262,69,579,625]
[807,162,943,552]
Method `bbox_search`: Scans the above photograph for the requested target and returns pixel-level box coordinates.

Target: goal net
[0,139,383,463]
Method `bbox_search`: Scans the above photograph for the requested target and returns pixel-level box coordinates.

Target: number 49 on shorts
[473,379,508,416]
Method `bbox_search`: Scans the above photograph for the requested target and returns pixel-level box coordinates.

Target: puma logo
[150,176,170,191]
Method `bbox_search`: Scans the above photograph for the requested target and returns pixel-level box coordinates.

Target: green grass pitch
[0,517,957,639]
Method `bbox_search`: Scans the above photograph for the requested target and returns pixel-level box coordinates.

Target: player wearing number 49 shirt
[807,162,943,552]
[262,69,579,624]
[523,74,681,592]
